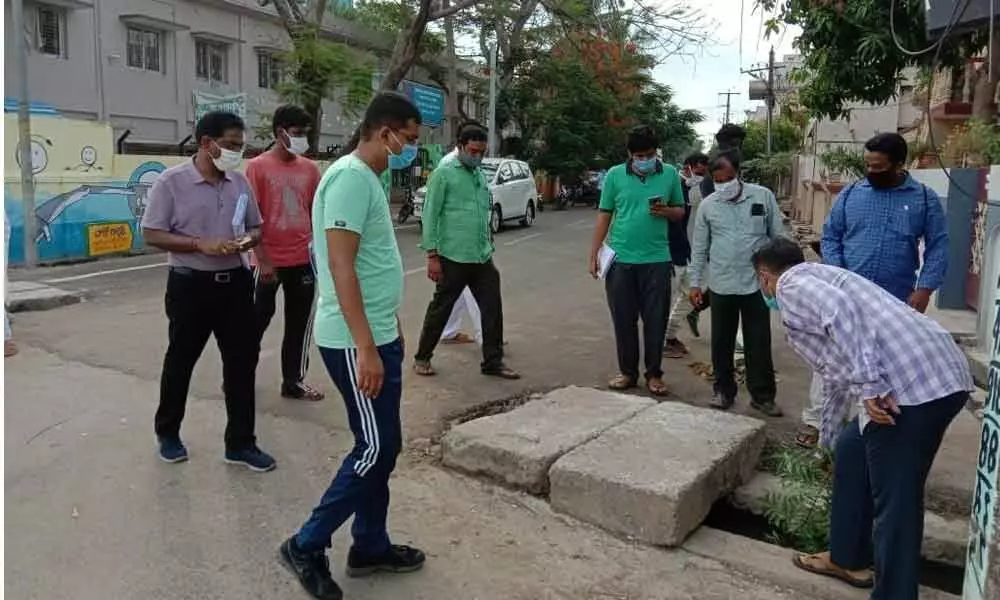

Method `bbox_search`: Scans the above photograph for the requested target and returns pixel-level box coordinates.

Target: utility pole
[442,0,458,144]
[11,0,38,268]
[718,91,739,124]
[766,46,775,155]
[487,44,498,157]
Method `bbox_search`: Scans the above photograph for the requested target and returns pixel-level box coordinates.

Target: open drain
[703,499,964,594]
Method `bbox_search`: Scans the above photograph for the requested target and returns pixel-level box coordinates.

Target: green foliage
[509,45,702,178]
[340,0,445,55]
[820,146,866,178]
[757,0,975,119]
[742,152,793,191]
[949,118,1000,165]
[761,445,833,553]
[741,117,803,162]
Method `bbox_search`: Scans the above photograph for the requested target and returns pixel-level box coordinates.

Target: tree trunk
[341,0,434,154]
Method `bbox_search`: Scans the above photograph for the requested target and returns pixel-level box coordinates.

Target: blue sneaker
[224,445,276,472]
[158,436,189,463]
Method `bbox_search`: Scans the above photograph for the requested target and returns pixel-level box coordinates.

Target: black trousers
[253,263,315,388]
[155,267,257,451]
[415,257,504,371]
[605,261,671,381]
[709,290,776,403]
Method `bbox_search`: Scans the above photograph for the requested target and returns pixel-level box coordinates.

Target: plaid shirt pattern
[776,262,973,447]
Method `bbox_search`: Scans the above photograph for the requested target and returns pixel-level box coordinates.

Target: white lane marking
[44,261,168,283]
[394,224,418,231]
[503,232,542,246]
[404,266,425,276]
[566,218,590,228]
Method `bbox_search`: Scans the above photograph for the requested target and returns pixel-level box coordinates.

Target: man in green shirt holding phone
[589,125,685,396]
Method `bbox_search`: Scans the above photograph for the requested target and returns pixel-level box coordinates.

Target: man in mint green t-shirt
[279,92,426,600]
[588,125,685,397]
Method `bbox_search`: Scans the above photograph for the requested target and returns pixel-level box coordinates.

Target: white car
[414,158,538,234]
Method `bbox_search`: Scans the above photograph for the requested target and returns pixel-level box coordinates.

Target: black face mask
[867,170,899,190]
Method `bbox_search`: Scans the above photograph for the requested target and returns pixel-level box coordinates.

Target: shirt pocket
[889,204,922,239]
[748,214,768,236]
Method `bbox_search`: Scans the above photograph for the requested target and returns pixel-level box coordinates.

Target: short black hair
[864,132,908,165]
[361,91,422,138]
[626,125,659,153]
[272,104,312,136]
[751,237,805,272]
[457,120,486,141]
[458,124,488,145]
[715,123,746,149]
[708,148,741,174]
[195,111,245,143]
[684,152,709,167]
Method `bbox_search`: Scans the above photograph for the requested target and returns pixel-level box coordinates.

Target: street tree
[756,0,996,122]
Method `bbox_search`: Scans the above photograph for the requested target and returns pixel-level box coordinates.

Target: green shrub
[761,445,833,553]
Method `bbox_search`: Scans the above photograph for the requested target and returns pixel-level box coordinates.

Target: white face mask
[283,130,309,155]
[714,178,741,200]
[212,143,244,171]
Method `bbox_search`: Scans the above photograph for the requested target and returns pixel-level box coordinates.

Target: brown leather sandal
[792,552,873,588]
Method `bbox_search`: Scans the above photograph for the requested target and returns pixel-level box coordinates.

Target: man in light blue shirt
[689,151,785,415]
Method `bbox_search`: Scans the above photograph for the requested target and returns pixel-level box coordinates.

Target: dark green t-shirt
[599,161,685,264]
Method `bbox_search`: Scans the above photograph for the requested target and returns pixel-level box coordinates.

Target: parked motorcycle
[397,187,415,224]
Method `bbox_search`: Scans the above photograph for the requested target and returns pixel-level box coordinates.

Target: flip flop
[442,332,476,345]
[792,552,873,589]
[413,361,436,377]
[796,425,820,448]
[646,378,669,397]
[608,374,637,391]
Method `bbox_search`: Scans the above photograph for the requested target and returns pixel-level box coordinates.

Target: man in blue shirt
[821,133,948,311]
[798,133,950,448]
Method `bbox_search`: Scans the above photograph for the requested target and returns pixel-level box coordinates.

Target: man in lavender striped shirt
[752,237,973,600]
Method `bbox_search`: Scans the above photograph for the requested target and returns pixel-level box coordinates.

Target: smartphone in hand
[648,196,663,206]
[234,235,254,251]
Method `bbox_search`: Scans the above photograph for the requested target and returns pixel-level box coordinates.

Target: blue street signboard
[399,80,445,128]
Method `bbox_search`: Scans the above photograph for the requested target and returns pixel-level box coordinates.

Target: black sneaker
[751,400,784,417]
[346,544,426,578]
[709,392,735,410]
[279,537,343,600]
[686,311,701,338]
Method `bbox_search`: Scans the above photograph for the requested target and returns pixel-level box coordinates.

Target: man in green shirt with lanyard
[414,125,519,379]
[589,125,685,396]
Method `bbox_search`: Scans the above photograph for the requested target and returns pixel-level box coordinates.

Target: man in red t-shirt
[246,105,323,401]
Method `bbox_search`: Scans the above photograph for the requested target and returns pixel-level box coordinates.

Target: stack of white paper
[597,243,616,280]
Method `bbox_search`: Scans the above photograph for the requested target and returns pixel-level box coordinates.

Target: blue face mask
[762,293,780,311]
[633,157,658,174]
[458,152,482,169]
[388,132,419,170]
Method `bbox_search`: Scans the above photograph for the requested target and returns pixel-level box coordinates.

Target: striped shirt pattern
[776,262,973,447]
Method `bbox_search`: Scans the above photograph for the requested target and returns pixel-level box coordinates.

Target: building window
[126,27,162,72]
[36,5,65,57]
[257,53,283,89]
[195,40,228,84]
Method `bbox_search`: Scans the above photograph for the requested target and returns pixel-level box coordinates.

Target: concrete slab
[7,280,82,312]
[731,472,969,566]
[440,386,655,494]
[683,527,959,600]
[549,402,766,546]
[927,406,981,515]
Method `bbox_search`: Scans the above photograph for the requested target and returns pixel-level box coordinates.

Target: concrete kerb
[549,402,767,546]
[730,472,969,567]
[440,386,655,494]
[7,280,83,312]
[683,527,960,600]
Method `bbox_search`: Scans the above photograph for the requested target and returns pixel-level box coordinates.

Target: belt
[169,266,244,283]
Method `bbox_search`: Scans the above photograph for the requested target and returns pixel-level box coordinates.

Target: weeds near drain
[761,445,833,554]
